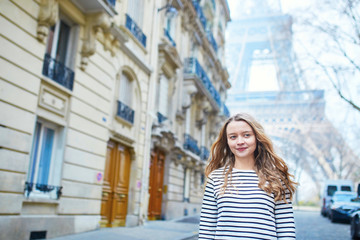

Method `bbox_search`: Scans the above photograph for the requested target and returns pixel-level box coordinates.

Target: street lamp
[158,1,178,19]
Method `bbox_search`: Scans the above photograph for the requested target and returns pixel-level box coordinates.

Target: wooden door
[148,149,165,220]
[101,140,131,227]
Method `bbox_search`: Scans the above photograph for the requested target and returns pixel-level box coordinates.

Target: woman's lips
[236,147,247,151]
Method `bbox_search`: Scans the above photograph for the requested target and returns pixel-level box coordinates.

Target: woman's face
[226,120,257,162]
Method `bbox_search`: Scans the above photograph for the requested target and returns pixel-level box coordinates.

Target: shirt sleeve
[198,176,218,239]
[274,189,296,239]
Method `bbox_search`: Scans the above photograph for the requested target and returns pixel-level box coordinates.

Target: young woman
[199,113,297,239]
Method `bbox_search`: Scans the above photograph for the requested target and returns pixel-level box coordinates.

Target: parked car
[321,179,354,217]
[328,191,359,223]
[351,209,360,239]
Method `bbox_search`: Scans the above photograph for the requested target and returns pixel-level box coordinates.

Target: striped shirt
[199,167,296,239]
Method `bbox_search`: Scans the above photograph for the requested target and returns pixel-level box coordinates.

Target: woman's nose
[236,137,245,144]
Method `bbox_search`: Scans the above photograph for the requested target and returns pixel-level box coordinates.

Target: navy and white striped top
[199,167,296,239]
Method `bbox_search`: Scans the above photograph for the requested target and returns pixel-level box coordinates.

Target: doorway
[148,148,165,220]
[100,140,131,227]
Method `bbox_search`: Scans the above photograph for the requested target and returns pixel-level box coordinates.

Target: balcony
[125,14,147,48]
[24,181,63,200]
[42,53,74,91]
[183,134,201,156]
[191,1,207,29]
[184,57,221,107]
[71,0,117,16]
[206,31,218,52]
[200,146,210,161]
[117,100,134,124]
[164,28,176,47]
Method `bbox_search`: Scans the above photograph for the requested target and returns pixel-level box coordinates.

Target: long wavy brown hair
[205,113,297,202]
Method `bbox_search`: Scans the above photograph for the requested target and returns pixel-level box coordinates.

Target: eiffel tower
[225,0,359,191]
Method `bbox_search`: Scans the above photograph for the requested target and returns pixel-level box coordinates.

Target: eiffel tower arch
[226,1,359,192]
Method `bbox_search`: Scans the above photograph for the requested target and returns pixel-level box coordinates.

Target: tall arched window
[119,73,133,107]
[117,72,134,124]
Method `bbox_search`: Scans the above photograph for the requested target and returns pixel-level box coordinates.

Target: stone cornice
[120,42,153,75]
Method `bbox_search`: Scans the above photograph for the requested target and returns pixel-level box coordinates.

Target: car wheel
[352,216,360,239]
[330,211,336,223]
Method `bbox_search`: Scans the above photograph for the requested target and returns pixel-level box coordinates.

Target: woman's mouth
[236,147,247,152]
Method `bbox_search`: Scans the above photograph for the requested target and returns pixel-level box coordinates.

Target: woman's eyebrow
[227,130,252,135]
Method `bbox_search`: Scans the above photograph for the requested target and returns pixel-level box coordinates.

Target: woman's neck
[233,157,255,170]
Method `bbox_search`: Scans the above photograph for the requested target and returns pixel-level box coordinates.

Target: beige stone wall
[0,0,230,238]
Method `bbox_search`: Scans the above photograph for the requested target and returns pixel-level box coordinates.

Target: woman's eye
[230,136,236,139]
[244,134,250,137]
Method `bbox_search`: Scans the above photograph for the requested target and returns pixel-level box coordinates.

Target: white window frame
[183,168,191,202]
[127,0,144,28]
[158,75,169,116]
[27,119,65,199]
[46,13,78,69]
[119,73,133,107]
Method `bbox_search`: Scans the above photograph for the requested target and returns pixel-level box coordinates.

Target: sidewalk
[50,215,200,240]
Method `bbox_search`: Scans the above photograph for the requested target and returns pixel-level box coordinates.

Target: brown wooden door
[101,140,131,227]
[148,149,165,220]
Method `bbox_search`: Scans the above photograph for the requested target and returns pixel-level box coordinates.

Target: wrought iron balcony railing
[200,146,210,161]
[24,181,63,200]
[191,1,207,29]
[206,31,218,52]
[157,112,168,123]
[117,100,134,124]
[106,0,116,7]
[164,28,176,47]
[125,14,147,48]
[42,53,74,91]
[184,57,221,107]
[184,133,201,156]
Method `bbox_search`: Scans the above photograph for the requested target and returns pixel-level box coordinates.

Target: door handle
[102,192,109,197]
[118,193,126,198]
[158,188,162,192]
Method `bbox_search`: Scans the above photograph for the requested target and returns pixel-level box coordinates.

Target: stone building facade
[0,0,230,239]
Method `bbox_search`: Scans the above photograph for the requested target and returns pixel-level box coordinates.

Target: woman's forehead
[226,120,253,133]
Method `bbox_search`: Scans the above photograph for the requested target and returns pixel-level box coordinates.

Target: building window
[158,75,169,117]
[127,0,144,28]
[42,15,78,90]
[117,73,134,123]
[25,120,64,199]
[164,16,176,46]
[183,168,191,202]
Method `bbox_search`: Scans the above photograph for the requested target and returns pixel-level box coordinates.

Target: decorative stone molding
[158,43,182,79]
[151,129,176,154]
[196,99,211,126]
[38,83,69,117]
[182,83,197,109]
[80,13,118,70]
[36,0,59,42]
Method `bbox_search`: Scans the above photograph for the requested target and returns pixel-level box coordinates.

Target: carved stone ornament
[37,0,59,42]
[182,83,197,109]
[80,13,118,70]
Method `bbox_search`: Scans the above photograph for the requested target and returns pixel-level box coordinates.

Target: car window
[341,186,351,191]
[327,185,337,196]
[333,194,357,202]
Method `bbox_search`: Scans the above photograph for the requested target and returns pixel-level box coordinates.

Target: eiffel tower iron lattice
[225,1,359,191]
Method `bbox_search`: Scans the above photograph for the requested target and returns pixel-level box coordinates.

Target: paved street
[295,210,351,240]
[48,210,352,240]
[50,215,200,240]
